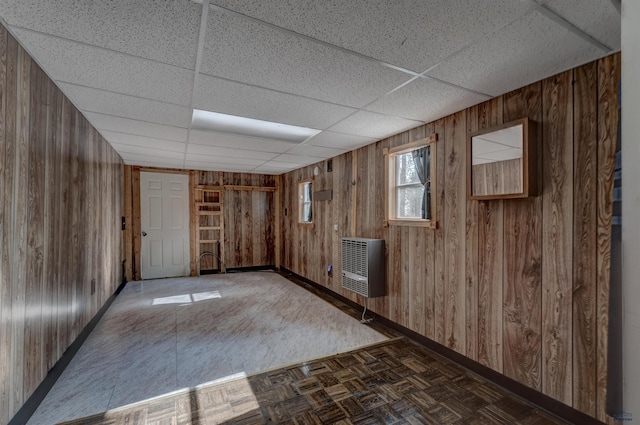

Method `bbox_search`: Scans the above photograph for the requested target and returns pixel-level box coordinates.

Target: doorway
[140,171,190,279]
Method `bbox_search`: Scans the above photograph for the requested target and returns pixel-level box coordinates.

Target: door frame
[131,166,195,280]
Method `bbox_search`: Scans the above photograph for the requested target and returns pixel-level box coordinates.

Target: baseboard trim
[279,268,607,425]
[200,265,276,275]
[8,280,128,425]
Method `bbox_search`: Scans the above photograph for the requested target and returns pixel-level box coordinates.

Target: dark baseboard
[200,265,276,275]
[279,267,607,425]
[8,280,128,425]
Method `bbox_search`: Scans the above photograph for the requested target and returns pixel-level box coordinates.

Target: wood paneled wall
[0,27,124,424]
[214,171,276,269]
[280,53,620,422]
[123,168,276,280]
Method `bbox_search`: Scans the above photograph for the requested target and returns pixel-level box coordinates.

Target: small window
[299,181,313,223]
[385,134,438,228]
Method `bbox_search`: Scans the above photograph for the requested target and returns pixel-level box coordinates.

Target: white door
[140,172,190,279]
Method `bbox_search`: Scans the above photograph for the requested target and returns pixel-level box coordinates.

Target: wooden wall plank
[572,61,598,416]
[433,118,446,346]
[123,166,133,280]
[76,108,87,334]
[444,111,466,354]
[465,108,479,361]
[0,25,11,425]
[502,82,543,391]
[541,70,574,404]
[43,73,61,373]
[596,53,620,423]
[473,98,504,372]
[421,123,436,341]
[10,45,31,414]
[67,105,80,342]
[57,96,71,359]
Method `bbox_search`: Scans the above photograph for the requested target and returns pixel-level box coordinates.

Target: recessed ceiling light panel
[192,109,321,144]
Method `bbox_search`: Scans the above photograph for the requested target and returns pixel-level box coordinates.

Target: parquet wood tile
[59,338,567,425]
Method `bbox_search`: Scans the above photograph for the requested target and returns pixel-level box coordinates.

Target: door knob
[142,231,147,237]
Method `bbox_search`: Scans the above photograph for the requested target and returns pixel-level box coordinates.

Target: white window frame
[298,180,313,224]
[384,133,438,228]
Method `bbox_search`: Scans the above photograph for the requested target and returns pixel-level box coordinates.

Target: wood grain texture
[465,110,479,362]
[541,70,574,404]
[0,31,123,423]
[0,26,11,425]
[573,61,598,416]
[24,63,46,397]
[278,53,619,422]
[123,165,133,281]
[444,111,466,354]
[11,45,30,415]
[596,53,620,423]
[433,118,446,346]
[470,98,504,372]
[59,88,72,358]
[502,82,543,391]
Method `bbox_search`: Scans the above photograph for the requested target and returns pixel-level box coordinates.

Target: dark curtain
[411,146,431,219]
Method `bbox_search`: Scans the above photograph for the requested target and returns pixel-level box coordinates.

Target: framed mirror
[467,118,538,200]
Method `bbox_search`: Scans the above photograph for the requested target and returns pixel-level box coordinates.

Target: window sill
[385,219,438,229]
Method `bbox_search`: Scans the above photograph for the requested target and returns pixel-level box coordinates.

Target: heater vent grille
[341,238,385,298]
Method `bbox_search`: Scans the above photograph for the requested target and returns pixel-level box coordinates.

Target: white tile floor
[27,271,387,425]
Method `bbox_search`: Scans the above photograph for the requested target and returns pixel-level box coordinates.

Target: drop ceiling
[0,0,620,174]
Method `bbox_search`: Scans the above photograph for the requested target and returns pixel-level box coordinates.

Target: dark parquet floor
[60,336,565,425]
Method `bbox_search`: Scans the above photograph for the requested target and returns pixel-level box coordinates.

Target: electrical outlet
[91,279,96,295]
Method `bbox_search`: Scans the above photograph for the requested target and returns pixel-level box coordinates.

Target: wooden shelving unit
[194,185,225,273]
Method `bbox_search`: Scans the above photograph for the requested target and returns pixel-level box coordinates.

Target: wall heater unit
[341,237,385,298]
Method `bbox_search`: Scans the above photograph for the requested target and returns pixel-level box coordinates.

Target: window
[298,181,313,223]
[385,134,438,228]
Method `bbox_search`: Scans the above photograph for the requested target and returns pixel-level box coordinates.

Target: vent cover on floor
[341,237,385,297]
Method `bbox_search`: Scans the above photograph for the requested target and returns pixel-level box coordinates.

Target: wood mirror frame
[467,118,538,200]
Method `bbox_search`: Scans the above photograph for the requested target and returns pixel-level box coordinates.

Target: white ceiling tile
[209,0,532,72]
[285,144,348,158]
[260,161,316,171]
[194,74,357,130]
[186,144,279,161]
[10,29,194,106]
[119,153,185,167]
[184,153,265,167]
[427,10,604,96]
[366,77,490,122]
[100,131,187,153]
[540,0,620,50]
[250,166,289,175]
[0,0,201,68]
[327,111,424,139]
[183,161,257,172]
[109,143,184,159]
[83,112,187,142]
[271,154,323,165]
[200,10,411,108]
[58,83,191,128]
[188,130,295,153]
[306,131,377,150]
